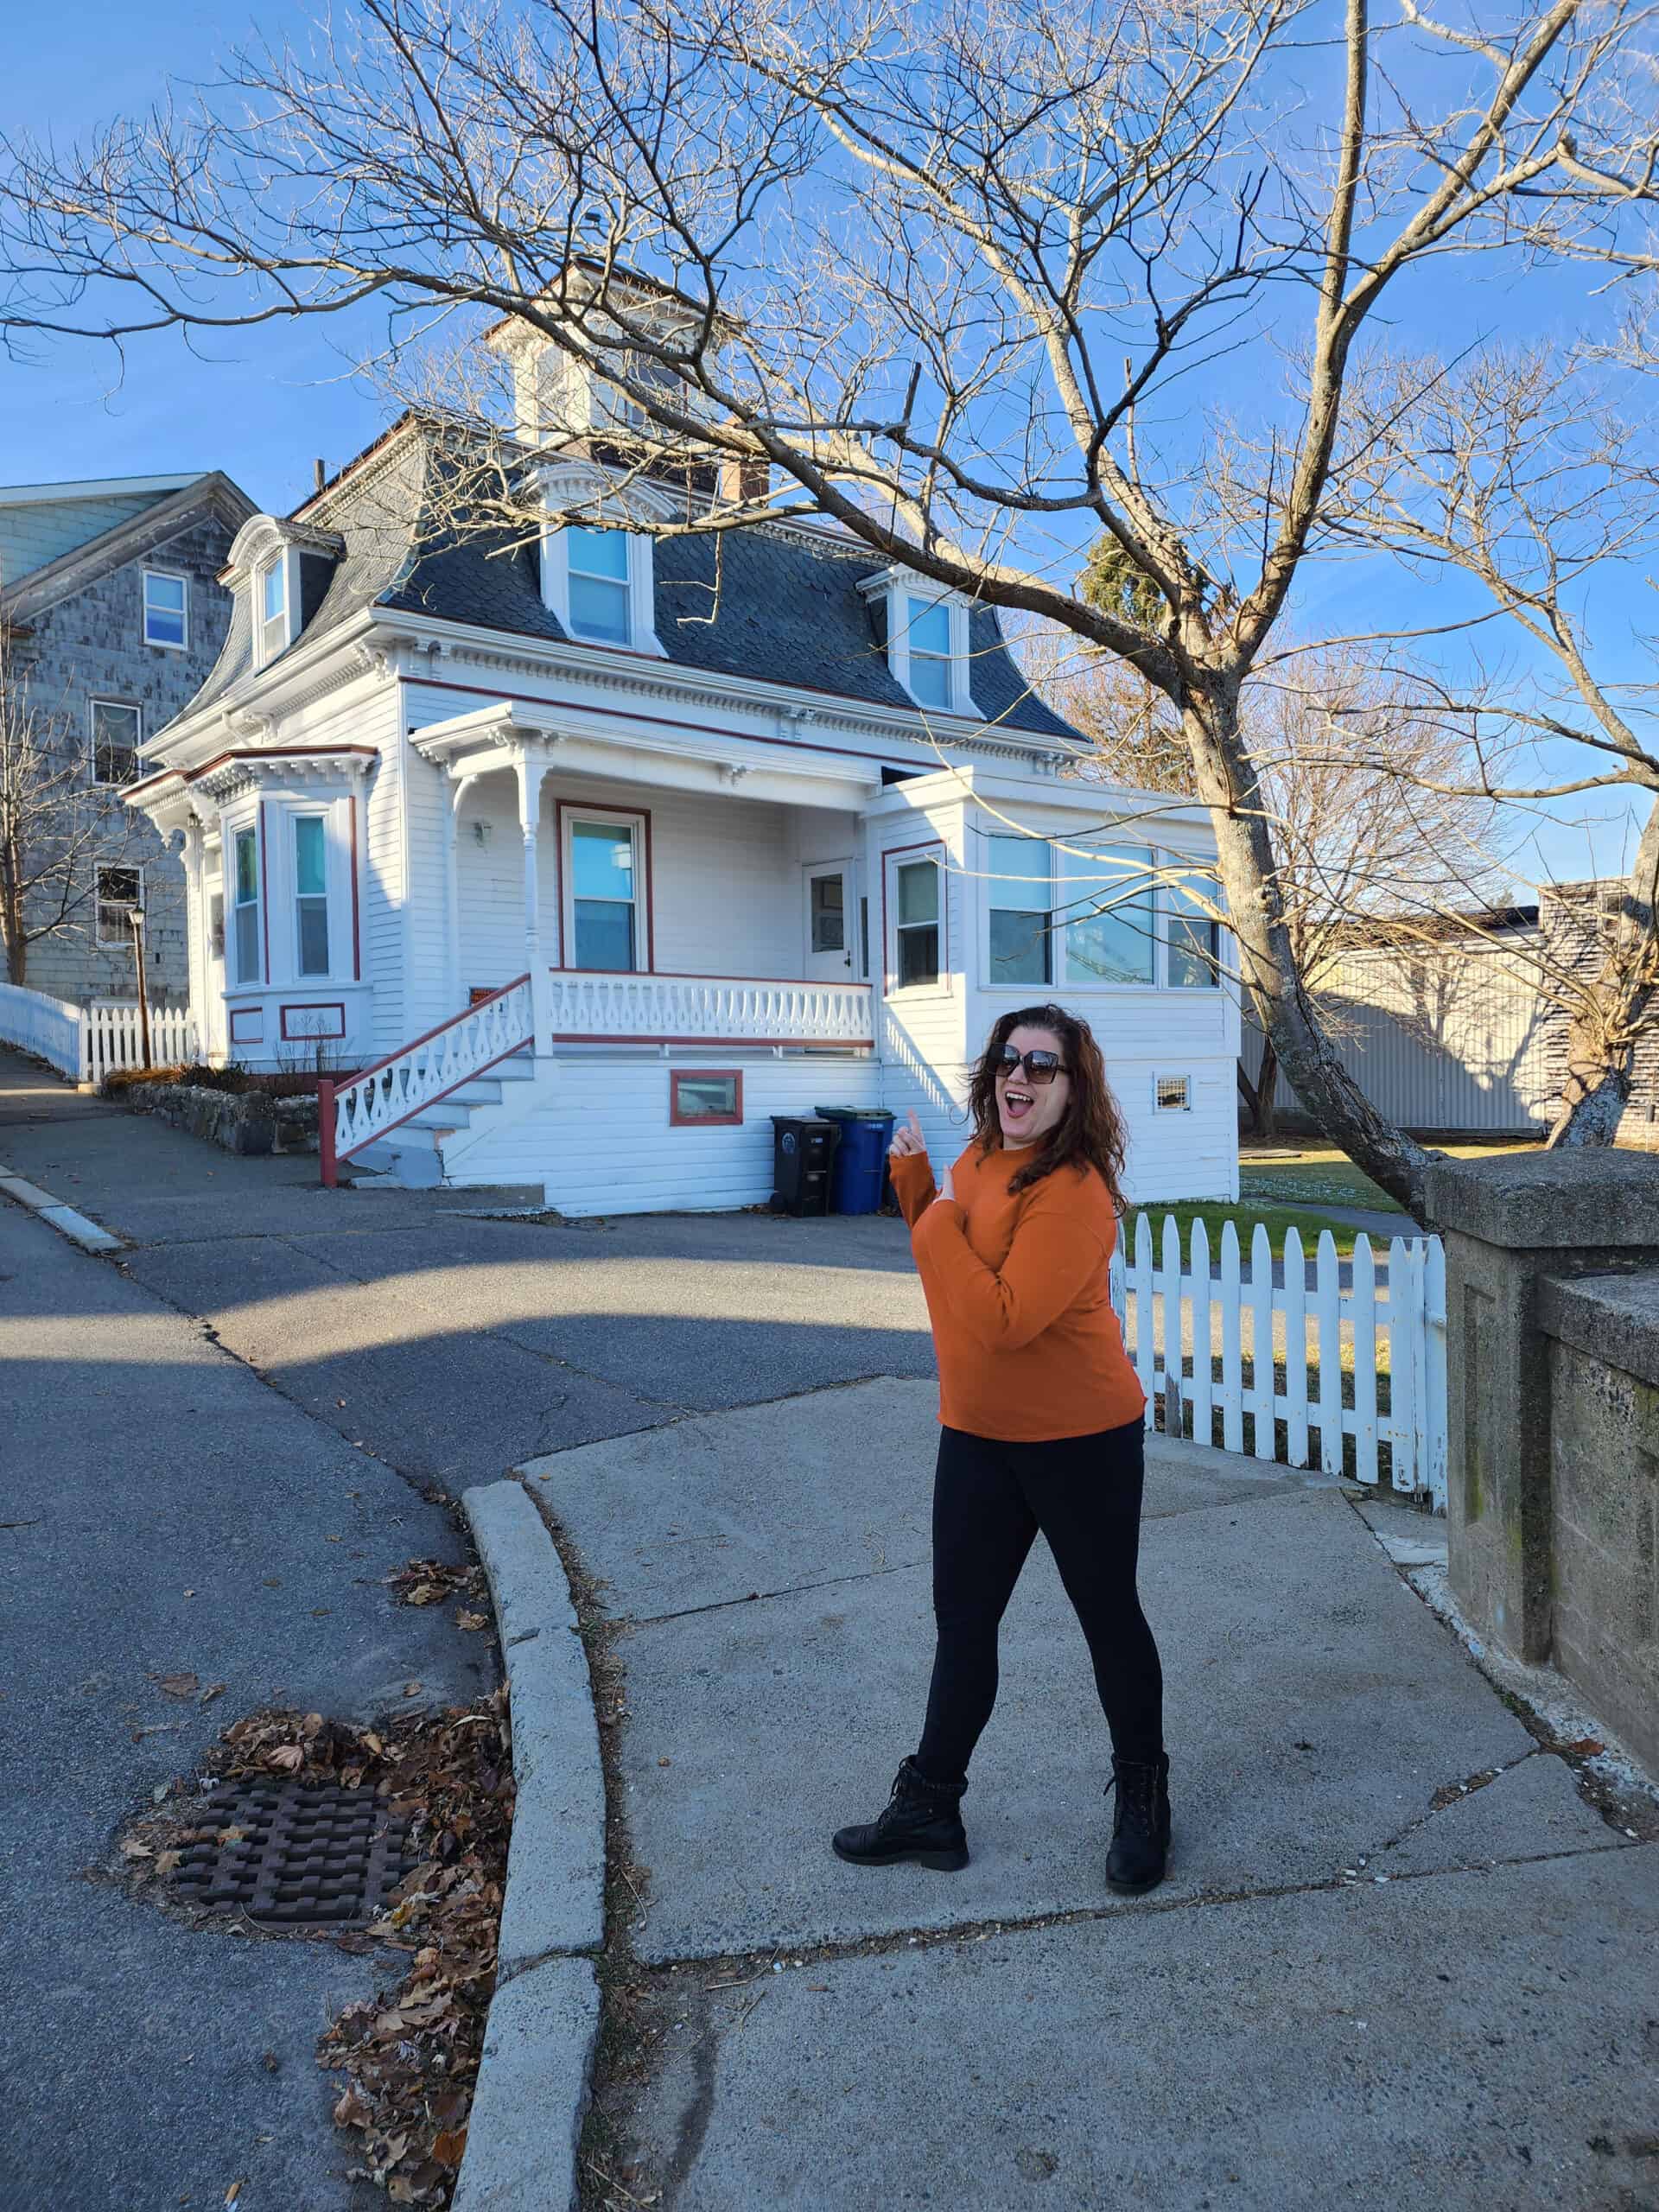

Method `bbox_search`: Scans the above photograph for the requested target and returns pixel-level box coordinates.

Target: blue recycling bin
[816,1106,895,1215]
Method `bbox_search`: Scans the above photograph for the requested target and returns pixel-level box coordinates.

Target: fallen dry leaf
[404,1584,443,1607]
[225,2185,244,2207]
[200,1682,227,1706]
[266,1745,305,1774]
[120,1839,154,1860]
[431,2128,467,2170]
[402,1681,423,1699]
[158,1673,200,1699]
[155,1848,183,1876]
[455,1611,489,1632]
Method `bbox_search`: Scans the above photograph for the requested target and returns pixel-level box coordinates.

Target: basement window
[671,1070,742,1126]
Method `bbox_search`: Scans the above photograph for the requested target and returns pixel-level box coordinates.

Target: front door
[804,864,854,983]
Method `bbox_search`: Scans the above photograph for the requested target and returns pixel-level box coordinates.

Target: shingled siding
[1535,885,1659,1147]
[15,512,237,1005]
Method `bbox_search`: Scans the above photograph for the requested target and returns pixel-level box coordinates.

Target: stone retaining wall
[120,1081,319,1158]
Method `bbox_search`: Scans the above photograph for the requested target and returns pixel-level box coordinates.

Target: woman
[832,1003,1170,1892]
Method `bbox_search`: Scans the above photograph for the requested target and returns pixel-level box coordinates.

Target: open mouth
[1001,1085,1035,1122]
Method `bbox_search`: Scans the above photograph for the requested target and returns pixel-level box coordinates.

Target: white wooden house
[126,346,1239,1215]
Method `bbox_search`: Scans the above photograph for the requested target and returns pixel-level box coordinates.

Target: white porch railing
[0,984,198,1084]
[549,969,874,1048]
[321,974,532,1183]
[1112,1217,1448,1506]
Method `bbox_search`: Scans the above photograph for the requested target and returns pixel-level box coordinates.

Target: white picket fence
[1111,1216,1448,1507]
[0,982,197,1084]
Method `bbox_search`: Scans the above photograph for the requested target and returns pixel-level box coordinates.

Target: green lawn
[1238,1136,1541,1215]
[1124,1200,1366,1259]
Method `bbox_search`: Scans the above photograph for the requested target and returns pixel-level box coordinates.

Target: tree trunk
[1545,803,1659,1150]
[1252,1032,1281,1139]
[1182,680,1433,1214]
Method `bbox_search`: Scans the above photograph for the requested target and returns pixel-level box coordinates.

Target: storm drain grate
[173,1781,416,1927]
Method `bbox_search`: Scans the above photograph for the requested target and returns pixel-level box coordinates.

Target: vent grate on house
[1154,1075,1191,1112]
[172,1780,416,1927]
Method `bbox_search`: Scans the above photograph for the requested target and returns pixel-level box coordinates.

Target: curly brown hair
[966,1002,1129,1206]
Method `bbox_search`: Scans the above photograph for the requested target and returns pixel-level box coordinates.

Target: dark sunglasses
[995,1046,1068,1085]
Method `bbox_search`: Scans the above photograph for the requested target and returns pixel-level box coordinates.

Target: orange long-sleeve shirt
[891,1143,1145,1442]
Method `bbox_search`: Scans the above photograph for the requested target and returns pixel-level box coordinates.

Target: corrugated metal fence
[1243,941,1554,1133]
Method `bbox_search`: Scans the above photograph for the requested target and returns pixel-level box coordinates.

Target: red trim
[554,799,654,974]
[404,673,961,775]
[555,1032,871,1050]
[880,837,948,995]
[126,744,378,804]
[280,1001,346,1041]
[319,1078,338,1185]
[349,796,361,981]
[670,1067,744,1128]
[346,971,531,1086]
[257,802,271,982]
[228,1005,264,1044]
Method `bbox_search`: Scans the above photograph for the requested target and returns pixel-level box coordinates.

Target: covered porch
[408,701,877,1060]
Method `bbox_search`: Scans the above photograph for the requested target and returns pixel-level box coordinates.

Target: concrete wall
[1426,1150,1659,1772]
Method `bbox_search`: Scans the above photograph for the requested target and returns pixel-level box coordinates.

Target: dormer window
[539,499,665,657]
[258,557,289,666]
[860,569,977,717]
[566,526,632,644]
[906,600,955,709]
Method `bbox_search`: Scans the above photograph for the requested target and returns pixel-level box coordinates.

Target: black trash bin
[770,1114,841,1217]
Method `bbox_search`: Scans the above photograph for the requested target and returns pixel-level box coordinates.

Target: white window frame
[541,522,664,657]
[231,821,263,985]
[562,806,650,974]
[887,849,945,995]
[861,570,978,717]
[88,698,143,786]
[1164,862,1224,990]
[142,569,189,652]
[292,811,333,980]
[985,834,1054,990]
[257,550,296,669]
[94,862,145,950]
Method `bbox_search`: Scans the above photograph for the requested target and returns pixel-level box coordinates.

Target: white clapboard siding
[1111,1216,1449,1508]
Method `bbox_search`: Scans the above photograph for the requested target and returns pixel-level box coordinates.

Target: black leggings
[915,1421,1163,1783]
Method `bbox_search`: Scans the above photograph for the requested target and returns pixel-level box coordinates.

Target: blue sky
[3,0,1649,885]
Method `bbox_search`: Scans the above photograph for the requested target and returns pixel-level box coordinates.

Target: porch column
[443,771,480,1014]
[515,745,555,1055]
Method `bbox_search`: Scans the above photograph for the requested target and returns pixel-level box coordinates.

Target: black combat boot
[1106,1751,1171,1892]
[832,1756,969,1871]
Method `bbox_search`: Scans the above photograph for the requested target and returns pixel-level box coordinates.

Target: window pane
[571,821,635,900]
[92,702,139,782]
[810,874,844,952]
[907,652,952,709]
[896,861,938,925]
[575,899,635,971]
[298,898,330,976]
[897,922,938,988]
[145,574,186,645]
[568,525,630,580]
[568,570,631,643]
[236,901,261,982]
[989,907,1050,986]
[989,836,1049,906]
[675,1075,739,1120]
[1064,848,1154,985]
[295,817,327,897]
[262,561,286,621]
[234,830,258,903]
[1167,877,1220,988]
[908,600,951,656]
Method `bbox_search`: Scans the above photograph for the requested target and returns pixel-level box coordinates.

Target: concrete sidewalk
[520,1381,1658,2211]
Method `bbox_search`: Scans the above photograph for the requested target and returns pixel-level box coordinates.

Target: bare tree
[1023,621,1506,1132]
[6,0,1658,1203]
[0,611,132,988]
[1325,345,1659,1144]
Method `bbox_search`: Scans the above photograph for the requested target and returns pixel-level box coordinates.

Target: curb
[457,1480,607,2212]
[0,1167,124,1253]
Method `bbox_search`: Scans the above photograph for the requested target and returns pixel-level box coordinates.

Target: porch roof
[407,698,877,812]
